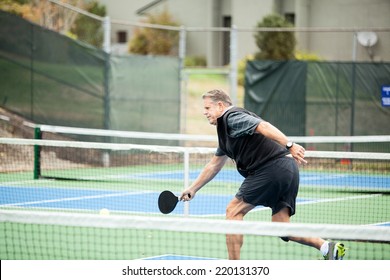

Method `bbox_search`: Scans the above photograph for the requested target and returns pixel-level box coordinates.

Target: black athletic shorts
[235,156,299,216]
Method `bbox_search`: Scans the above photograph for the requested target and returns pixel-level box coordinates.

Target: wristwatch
[286,141,294,150]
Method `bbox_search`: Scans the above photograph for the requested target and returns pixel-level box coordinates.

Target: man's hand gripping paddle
[158,190,190,214]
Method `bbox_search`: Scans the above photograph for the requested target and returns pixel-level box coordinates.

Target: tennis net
[1,209,389,260]
[0,138,389,259]
[32,124,390,152]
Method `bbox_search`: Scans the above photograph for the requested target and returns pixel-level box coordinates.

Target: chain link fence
[1,1,390,137]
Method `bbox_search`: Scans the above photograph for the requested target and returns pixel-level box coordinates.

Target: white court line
[300,174,348,181]
[0,182,384,216]
[293,193,383,206]
[195,193,383,217]
[0,190,154,207]
[367,221,390,227]
[1,180,40,186]
[0,180,148,192]
[253,193,384,211]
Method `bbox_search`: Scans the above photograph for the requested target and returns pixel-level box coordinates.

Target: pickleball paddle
[158,190,190,214]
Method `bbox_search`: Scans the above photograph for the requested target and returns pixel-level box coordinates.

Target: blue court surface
[0,185,314,215]
[0,170,388,215]
[136,169,390,190]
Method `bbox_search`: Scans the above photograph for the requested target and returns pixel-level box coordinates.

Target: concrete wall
[296,0,390,61]
[231,0,275,60]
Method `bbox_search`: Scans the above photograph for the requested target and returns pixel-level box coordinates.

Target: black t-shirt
[215,107,288,176]
[215,109,262,156]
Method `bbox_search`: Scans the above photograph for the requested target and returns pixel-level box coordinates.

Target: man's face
[203,97,225,125]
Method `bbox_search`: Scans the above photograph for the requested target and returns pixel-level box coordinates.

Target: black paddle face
[158,190,179,214]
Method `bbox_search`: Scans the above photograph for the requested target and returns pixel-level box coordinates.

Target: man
[180,89,345,260]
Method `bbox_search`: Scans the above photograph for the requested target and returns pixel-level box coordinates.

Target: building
[98,0,390,65]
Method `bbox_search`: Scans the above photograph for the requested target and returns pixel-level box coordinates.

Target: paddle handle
[179,193,191,201]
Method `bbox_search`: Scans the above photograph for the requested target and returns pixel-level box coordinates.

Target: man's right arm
[180,155,228,201]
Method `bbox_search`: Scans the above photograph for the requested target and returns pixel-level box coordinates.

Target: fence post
[103,16,111,54]
[229,25,238,105]
[351,33,357,140]
[179,26,187,134]
[102,16,111,131]
[102,16,111,166]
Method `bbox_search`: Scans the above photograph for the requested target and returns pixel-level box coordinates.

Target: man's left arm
[256,121,307,165]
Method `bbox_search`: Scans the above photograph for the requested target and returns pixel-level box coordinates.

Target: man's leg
[272,207,324,250]
[225,197,254,260]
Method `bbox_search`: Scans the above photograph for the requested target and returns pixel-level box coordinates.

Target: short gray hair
[202,89,233,106]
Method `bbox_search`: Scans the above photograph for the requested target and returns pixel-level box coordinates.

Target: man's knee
[226,198,253,220]
[226,206,242,220]
[226,204,246,220]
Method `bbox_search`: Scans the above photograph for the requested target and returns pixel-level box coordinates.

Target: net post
[183,149,190,216]
[33,127,41,179]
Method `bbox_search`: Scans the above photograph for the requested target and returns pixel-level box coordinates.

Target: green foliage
[129,10,179,55]
[128,30,148,55]
[0,0,28,5]
[237,54,254,86]
[0,0,30,16]
[71,1,106,48]
[295,50,322,61]
[184,55,207,67]
[254,14,296,60]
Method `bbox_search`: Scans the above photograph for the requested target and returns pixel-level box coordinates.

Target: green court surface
[1,162,389,260]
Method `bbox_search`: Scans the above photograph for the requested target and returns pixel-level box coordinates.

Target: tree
[254,14,296,60]
[0,0,35,19]
[71,1,106,48]
[1,1,105,47]
[129,9,179,55]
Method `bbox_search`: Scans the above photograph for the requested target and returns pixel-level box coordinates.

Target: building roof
[136,0,166,15]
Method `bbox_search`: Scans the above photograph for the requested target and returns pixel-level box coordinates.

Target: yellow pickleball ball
[99,208,110,216]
